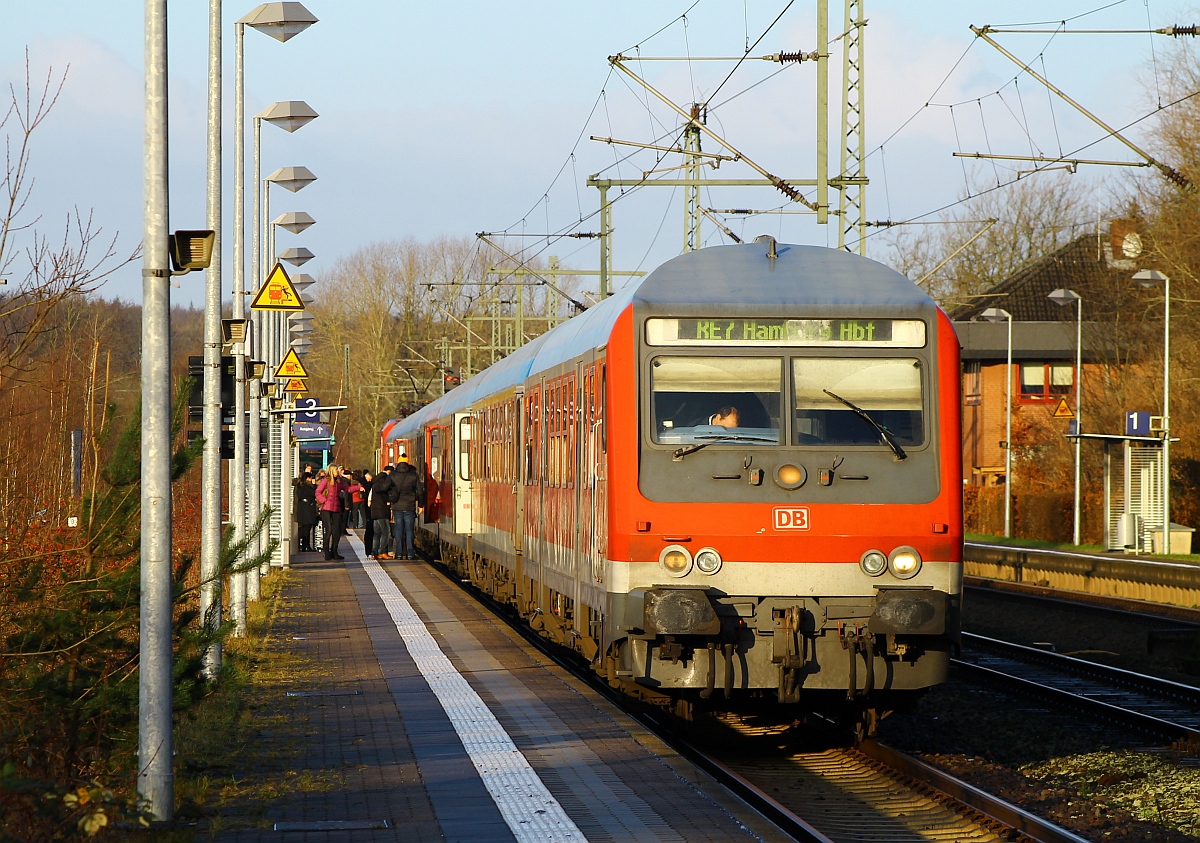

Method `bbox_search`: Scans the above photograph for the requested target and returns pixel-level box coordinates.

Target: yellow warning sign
[282,378,308,393]
[1053,398,1075,419]
[250,262,305,311]
[274,348,309,380]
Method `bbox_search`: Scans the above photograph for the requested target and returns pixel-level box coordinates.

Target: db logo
[773,506,810,531]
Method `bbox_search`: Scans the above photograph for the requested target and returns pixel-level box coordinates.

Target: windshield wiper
[822,389,908,461]
[672,434,777,461]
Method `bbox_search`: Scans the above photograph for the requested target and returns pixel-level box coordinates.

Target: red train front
[383,240,962,730]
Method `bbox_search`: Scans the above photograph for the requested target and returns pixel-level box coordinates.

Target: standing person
[361,470,375,552]
[391,454,425,560]
[349,471,367,529]
[293,474,319,552]
[369,465,396,559]
[316,464,348,561]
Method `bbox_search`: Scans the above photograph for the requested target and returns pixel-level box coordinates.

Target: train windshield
[651,356,781,445]
[793,358,924,446]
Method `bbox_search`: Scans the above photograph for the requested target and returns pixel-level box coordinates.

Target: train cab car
[381,239,962,730]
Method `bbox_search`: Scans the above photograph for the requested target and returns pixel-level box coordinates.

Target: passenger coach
[382,239,962,730]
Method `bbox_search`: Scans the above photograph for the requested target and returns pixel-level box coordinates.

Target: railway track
[689,716,1092,843]
[956,632,1200,748]
[418,549,1089,843]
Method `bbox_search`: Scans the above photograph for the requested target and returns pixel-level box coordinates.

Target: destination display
[645,317,926,347]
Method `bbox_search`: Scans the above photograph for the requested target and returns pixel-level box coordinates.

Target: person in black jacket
[390,454,425,560]
[293,475,319,552]
[369,466,396,559]
[361,470,375,552]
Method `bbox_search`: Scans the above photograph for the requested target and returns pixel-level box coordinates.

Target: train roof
[632,242,934,316]
[383,242,933,442]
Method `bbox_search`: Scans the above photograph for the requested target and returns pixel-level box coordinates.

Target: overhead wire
[850,84,1200,250]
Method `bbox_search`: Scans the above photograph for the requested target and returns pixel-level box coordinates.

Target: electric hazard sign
[250,262,305,311]
[274,348,309,380]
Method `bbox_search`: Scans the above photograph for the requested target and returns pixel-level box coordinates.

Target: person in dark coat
[369,466,396,559]
[390,454,425,560]
[361,470,375,552]
[294,475,319,552]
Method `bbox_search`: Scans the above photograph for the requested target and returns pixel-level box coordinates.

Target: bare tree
[0,56,136,392]
[884,171,1096,308]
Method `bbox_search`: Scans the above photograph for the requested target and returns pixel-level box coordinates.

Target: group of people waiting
[293,455,426,561]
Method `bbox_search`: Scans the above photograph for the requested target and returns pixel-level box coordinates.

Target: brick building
[951,227,1139,487]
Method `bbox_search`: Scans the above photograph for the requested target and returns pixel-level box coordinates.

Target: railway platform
[211,533,792,842]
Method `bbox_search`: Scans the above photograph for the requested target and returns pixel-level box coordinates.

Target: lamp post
[197,0,225,680]
[1133,269,1171,553]
[981,307,1014,538]
[233,3,316,633]
[1049,288,1083,545]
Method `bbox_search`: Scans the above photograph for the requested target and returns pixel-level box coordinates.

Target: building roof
[949,233,1124,322]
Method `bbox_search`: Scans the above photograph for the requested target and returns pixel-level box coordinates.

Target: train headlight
[888,546,922,579]
[859,549,888,577]
[660,545,693,577]
[774,463,807,490]
[694,547,723,575]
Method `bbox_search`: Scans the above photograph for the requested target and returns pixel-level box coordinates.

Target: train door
[512,389,525,555]
[453,413,472,536]
[573,359,588,581]
[592,358,608,581]
[425,425,446,524]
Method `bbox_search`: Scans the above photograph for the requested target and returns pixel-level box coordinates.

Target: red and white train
[380,239,962,728]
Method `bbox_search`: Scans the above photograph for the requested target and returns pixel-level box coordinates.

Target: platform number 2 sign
[773,506,810,531]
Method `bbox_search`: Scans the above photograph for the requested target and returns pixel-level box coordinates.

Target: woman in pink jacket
[315,464,349,560]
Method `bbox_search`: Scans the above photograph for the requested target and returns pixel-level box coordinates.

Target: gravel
[876,589,1200,842]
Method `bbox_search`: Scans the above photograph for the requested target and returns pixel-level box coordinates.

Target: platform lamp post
[234,1,317,631]
[981,307,1014,538]
[1048,289,1083,545]
[1133,269,1171,554]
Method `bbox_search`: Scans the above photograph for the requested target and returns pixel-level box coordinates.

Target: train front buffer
[605,572,959,704]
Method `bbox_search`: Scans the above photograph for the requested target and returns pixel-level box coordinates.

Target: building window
[964,360,981,406]
[1020,361,1073,399]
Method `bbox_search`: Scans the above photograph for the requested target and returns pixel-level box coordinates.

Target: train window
[600,363,607,454]
[650,356,781,445]
[458,417,471,481]
[792,358,925,446]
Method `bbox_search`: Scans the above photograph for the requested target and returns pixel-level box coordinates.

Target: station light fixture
[290,272,316,290]
[240,2,318,42]
[266,166,317,192]
[273,211,316,233]
[278,246,314,266]
[257,100,318,133]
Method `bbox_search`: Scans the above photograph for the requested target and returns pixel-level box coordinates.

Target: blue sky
[1,1,1191,305]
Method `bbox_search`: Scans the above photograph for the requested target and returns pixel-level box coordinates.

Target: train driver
[708,405,740,428]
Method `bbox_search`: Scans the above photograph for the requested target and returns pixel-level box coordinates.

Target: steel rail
[954,639,1200,747]
[857,740,1093,843]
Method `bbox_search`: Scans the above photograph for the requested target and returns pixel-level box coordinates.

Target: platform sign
[1053,398,1074,419]
[250,262,305,311]
[282,377,308,393]
[1126,411,1151,437]
[274,348,309,380]
[296,396,320,422]
[293,422,331,438]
